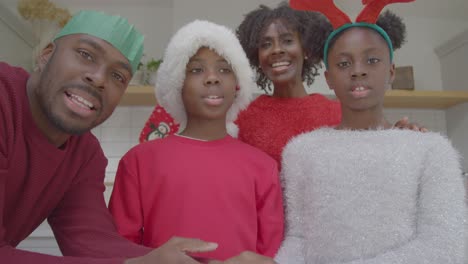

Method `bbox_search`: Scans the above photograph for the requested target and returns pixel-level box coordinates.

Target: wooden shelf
[120,85,157,105]
[120,85,468,109]
[382,90,468,109]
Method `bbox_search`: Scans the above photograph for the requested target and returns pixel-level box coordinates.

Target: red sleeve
[46,145,151,260]
[255,161,284,257]
[108,151,144,244]
[0,246,125,264]
[0,62,17,171]
[0,163,131,264]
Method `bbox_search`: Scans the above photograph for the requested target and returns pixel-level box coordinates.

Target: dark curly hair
[236,2,333,93]
[376,10,407,50]
[326,10,407,64]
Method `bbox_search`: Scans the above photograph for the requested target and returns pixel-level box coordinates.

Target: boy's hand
[208,251,276,264]
[393,116,428,132]
[125,237,218,264]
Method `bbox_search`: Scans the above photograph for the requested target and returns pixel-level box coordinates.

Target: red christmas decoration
[289,0,414,29]
[139,105,180,143]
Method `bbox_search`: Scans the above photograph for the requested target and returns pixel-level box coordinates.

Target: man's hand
[208,251,276,264]
[393,116,428,132]
[125,237,218,264]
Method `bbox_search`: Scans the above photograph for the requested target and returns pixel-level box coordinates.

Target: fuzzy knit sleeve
[343,134,466,264]
[274,137,307,264]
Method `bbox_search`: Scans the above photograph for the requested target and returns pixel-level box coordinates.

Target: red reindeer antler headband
[290,0,414,68]
[290,0,351,28]
[357,0,414,24]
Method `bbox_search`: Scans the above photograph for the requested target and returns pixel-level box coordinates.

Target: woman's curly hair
[236,2,333,93]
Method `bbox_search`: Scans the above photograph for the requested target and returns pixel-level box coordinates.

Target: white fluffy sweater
[275,128,466,264]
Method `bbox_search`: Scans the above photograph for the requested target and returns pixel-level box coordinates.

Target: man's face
[34,34,132,135]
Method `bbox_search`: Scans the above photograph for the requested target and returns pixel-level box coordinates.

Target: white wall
[397,17,468,91]
[172,0,282,30]
[437,29,468,172]
[437,28,468,91]
[446,104,468,172]
[0,22,32,69]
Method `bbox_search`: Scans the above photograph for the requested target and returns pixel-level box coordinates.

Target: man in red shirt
[0,10,216,264]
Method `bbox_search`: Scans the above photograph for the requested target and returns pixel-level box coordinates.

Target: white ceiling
[1,0,174,8]
[2,0,467,20]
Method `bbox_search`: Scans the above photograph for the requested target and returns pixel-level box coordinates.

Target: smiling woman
[235,3,340,167]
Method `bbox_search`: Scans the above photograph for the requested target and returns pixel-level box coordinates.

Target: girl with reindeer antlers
[214,0,466,263]
[274,0,466,263]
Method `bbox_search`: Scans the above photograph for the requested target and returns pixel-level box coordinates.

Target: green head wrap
[54,10,144,74]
